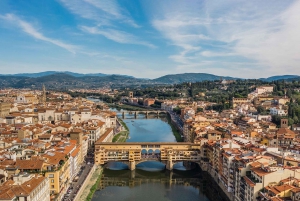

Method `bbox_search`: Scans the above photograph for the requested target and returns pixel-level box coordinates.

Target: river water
[91,109,211,201]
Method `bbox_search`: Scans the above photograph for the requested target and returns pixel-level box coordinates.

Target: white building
[255,86,273,95]
[0,174,50,201]
[270,106,287,116]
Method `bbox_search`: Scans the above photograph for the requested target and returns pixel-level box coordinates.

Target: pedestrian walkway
[77,166,102,201]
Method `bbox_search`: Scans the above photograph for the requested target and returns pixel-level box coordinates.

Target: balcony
[247,175,260,184]
[241,178,246,185]
[240,191,245,198]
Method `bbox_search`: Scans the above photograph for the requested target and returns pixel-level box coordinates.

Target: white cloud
[59,0,154,48]
[0,13,77,53]
[59,0,138,27]
[82,0,139,28]
[232,1,300,74]
[200,51,237,57]
[146,0,300,77]
[80,26,156,48]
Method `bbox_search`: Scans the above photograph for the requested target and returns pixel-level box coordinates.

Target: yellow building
[0,102,10,118]
[43,152,70,197]
[232,97,250,108]
[257,96,274,102]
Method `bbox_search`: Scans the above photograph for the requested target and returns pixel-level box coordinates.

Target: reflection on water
[105,161,187,172]
[92,167,210,201]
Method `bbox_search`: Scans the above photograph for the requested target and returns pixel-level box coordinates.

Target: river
[91,108,211,201]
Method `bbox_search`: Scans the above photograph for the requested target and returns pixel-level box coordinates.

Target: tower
[129,91,133,98]
[281,118,288,128]
[284,89,287,98]
[40,84,46,104]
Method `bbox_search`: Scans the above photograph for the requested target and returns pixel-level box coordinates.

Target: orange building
[143,98,155,106]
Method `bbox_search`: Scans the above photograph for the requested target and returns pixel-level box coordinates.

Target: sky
[0,0,299,79]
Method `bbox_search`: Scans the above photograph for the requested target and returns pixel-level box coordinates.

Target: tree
[271,115,281,127]
[173,107,181,115]
[287,89,292,98]
[197,107,203,113]
[257,106,265,114]
[138,99,143,105]
[293,116,299,124]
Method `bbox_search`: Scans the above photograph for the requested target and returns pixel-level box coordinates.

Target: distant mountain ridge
[0,71,134,78]
[153,73,236,84]
[0,73,146,89]
[259,75,300,82]
[0,71,300,89]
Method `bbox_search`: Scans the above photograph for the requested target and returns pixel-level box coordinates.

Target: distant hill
[0,71,108,78]
[1,71,300,89]
[153,73,236,84]
[0,73,151,89]
[260,75,300,82]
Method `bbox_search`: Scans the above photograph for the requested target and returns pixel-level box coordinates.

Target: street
[168,111,183,131]
[61,151,95,201]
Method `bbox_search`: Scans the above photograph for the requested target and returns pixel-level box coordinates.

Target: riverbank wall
[74,164,96,201]
[167,113,182,133]
[166,113,183,142]
[199,162,232,201]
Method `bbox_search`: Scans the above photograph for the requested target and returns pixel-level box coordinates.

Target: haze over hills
[259,75,300,82]
[0,72,299,89]
[0,71,114,78]
[152,73,236,84]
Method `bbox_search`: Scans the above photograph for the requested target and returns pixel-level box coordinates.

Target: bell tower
[39,84,46,104]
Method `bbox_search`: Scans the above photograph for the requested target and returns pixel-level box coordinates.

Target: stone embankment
[74,165,102,201]
[199,162,232,201]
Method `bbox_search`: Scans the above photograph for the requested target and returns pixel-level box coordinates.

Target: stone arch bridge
[95,142,201,170]
[120,110,167,118]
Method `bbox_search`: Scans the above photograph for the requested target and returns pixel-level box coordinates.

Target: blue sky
[0,0,299,79]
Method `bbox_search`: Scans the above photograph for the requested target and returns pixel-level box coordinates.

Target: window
[48,174,54,178]
[51,185,54,188]
[51,179,54,183]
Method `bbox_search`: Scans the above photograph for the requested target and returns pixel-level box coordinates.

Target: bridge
[94,142,201,170]
[119,110,167,118]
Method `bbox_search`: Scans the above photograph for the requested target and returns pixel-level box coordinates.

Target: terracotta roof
[0,176,46,199]
[42,152,66,166]
[243,176,255,187]
[251,167,273,176]
[15,159,44,170]
[96,128,113,143]
[71,146,81,158]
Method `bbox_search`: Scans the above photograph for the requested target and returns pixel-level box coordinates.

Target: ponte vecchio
[95,142,201,170]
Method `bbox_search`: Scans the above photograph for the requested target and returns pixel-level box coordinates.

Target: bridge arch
[148,149,154,154]
[147,111,158,115]
[135,160,166,167]
[104,161,130,170]
[141,149,147,154]
[136,111,147,115]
